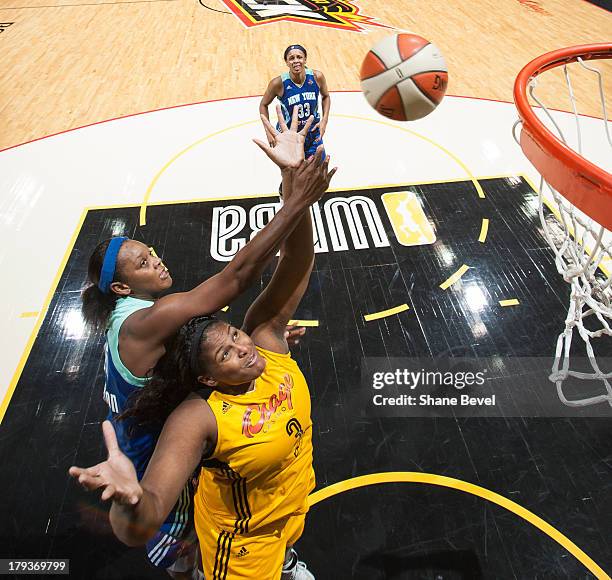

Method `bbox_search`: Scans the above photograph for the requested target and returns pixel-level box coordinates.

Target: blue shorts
[304,128,325,159]
[145,479,198,570]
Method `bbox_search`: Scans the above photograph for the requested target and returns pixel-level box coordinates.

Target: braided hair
[119,316,223,428]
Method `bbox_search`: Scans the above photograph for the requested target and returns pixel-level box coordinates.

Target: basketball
[360,33,448,121]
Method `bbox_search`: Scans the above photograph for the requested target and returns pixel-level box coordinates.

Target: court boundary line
[308,472,611,579]
[1,92,603,154]
[0,208,88,424]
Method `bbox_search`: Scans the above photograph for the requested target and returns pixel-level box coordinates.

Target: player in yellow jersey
[69,110,337,579]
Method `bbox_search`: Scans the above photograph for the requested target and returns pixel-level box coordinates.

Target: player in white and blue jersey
[260,44,331,162]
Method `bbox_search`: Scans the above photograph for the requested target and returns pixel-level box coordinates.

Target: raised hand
[68,420,143,506]
[265,124,276,148]
[253,104,314,170]
[285,325,306,347]
[292,146,337,206]
[313,119,327,138]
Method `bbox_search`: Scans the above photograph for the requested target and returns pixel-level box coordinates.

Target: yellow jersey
[194,346,315,536]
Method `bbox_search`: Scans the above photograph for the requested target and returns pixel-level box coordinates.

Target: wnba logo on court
[209,190,436,262]
[219,0,388,32]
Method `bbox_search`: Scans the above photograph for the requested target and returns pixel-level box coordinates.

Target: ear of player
[360,32,448,122]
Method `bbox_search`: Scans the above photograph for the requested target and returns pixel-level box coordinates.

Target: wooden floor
[0,0,610,151]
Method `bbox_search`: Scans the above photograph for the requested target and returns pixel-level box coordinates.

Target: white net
[514,55,612,408]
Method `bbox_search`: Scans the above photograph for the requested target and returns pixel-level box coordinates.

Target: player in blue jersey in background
[260,44,331,184]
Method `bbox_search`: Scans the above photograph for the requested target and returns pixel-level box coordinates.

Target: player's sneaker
[281,549,315,580]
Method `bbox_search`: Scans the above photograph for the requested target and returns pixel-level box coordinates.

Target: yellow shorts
[195,511,306,580]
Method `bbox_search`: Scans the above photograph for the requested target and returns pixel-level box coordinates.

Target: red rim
[513,43,612,230]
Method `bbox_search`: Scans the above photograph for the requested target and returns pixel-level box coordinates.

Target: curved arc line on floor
[140,111,486,225]
[333,113,485,199]
[139,118,259,225]
[308,472,610,579]
[439,264,470,289]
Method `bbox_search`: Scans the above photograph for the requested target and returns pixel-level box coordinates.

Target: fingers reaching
[288,105,299,132]
[69,465,103,492]
[68,420,142,505]
[102,420,119,456]
[276,104,289,133]
[264,127,276,148]
[253,138,270,151]
[253,138,275,159]
[298,115,314,136]
[285,325,306,346]
[68,466,81,478]
[314,145,325,165]
[101,484,116,502]
[285,326,306,338]
[261,114,278,138]
[327,166,338,183]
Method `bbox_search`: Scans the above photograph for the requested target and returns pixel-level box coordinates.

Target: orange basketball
[360,33,448,122]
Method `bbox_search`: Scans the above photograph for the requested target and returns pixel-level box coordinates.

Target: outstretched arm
[259,77,283,147]
[123,108,319,353]
[69,396,216,546]
[242,148,337,353]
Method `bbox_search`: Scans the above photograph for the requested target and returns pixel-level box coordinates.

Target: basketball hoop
[513,43,612,408]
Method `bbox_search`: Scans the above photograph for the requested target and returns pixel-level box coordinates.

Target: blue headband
[98,237,128,294]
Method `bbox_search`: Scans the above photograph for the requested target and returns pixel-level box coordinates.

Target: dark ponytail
[119,316,222,428]
[81,239,122,330]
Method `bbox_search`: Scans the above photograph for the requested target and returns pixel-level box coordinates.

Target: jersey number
[286,418,304,457]
[295,103,311,120]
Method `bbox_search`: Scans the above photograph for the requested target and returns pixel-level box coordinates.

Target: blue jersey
[103,296,159,478]
[103,296,194,569]
[278,68,321,132]
[278,68,325,158]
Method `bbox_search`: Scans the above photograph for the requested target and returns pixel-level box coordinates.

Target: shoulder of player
[271,75,284,92]
[171,393,218,435]
[119,291,189,339]
[313,69,325,82]
[117,304,157,344]
[157,393,218,463]
[176,392,214,415]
